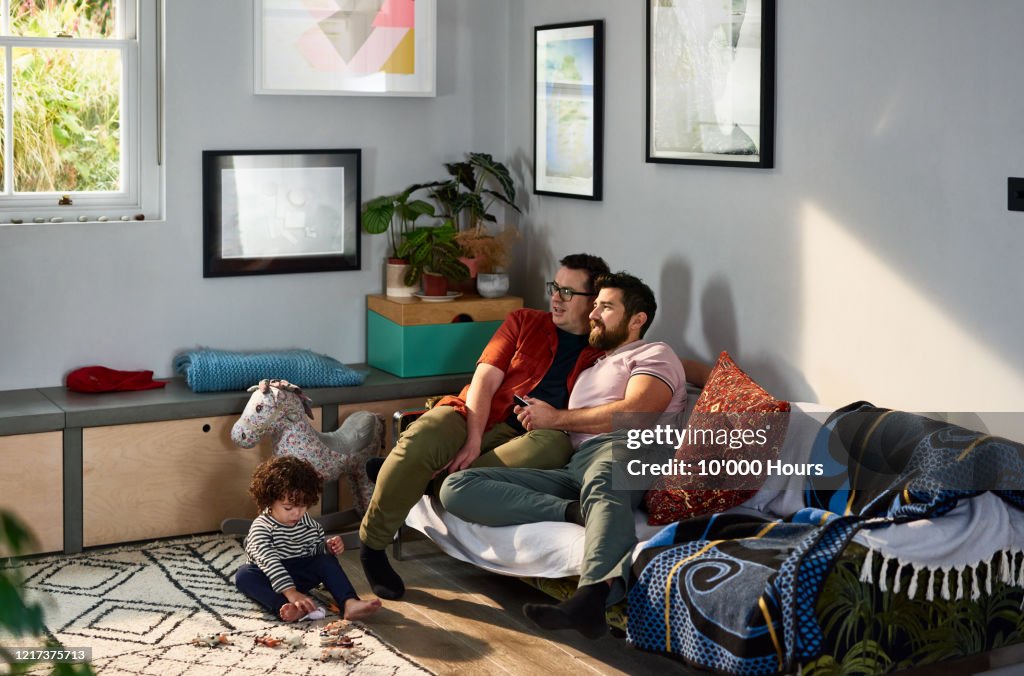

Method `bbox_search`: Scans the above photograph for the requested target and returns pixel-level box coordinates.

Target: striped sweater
[244,511,327,592]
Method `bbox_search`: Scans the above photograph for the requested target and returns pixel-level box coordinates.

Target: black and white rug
[3,535,431,675]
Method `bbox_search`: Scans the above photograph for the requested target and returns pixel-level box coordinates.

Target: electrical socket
[1009,177,1024,212]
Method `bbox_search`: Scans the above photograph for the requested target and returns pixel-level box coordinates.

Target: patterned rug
[2,535,431,675]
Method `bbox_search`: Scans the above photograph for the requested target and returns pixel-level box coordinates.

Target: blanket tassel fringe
[858,548,1024,601]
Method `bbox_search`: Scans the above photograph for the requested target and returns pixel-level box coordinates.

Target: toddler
[235,455,381,621]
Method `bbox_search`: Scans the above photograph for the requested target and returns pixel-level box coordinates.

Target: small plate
[414,291,463,303]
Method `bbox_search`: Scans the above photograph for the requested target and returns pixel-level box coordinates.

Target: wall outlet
[1009,177,1024,211]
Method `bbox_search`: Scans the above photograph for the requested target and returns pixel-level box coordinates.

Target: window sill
[1,216,165,227]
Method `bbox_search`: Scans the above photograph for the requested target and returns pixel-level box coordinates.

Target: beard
[589,319,630,351]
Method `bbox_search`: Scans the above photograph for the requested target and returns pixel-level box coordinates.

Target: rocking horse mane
[249,378,314,419]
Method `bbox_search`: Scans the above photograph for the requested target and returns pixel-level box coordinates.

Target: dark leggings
[235,553,358,615]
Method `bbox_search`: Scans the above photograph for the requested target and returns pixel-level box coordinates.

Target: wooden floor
[336,536,696,675]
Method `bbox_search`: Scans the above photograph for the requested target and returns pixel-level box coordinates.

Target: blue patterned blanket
[627,402,1024,675]
[174,349,367,393]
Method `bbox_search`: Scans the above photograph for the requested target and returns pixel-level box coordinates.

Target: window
[0,0,161,222]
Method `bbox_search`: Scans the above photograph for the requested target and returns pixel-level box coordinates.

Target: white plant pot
[385,261,418,297]
[477,272,509,298]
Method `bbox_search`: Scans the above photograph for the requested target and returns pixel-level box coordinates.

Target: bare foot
[279,602,302,622]
[343,597,382,621]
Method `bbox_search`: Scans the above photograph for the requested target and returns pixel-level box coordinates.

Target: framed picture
[533,20,604,200]
[646,0,775,167]
[254,0,436,97]
[202,149,361,277]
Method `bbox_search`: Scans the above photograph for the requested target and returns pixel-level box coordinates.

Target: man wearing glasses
[439,272,687,639]
[360,253,611,600]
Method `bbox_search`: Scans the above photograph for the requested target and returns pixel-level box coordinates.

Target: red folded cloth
[66,366,167,393]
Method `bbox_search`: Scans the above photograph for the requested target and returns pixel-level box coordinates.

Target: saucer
[414,291,463,303]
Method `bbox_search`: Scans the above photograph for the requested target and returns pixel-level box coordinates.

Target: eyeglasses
[546,281,597,302]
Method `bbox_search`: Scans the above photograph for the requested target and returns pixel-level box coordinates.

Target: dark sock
[564,500,585,527]
[523,582,609,639]
[359,545,405,600]
[365,457,385,483]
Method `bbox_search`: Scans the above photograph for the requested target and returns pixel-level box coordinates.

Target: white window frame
[0,0,162,223]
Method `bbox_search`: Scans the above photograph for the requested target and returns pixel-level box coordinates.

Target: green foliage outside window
[2,0,120,194]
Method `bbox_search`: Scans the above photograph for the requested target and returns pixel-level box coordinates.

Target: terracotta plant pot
[385,259,418,298]
[422,272,448,297]
[450,256,479,294]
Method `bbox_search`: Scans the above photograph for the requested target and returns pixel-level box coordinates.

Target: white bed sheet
[404,402,831,578]
[405,495,663,578]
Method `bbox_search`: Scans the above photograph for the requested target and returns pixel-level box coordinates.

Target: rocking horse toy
[222,378,383,538]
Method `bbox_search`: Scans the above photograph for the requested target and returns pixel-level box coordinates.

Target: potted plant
[431,153,522,291]
[396,223,470,297]
[0,510,92,674]
[361,183,438,297]
[432,153,520,226]
[457,224,518,297]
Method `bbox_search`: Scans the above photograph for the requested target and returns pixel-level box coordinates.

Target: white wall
[3,0,1023,423]
[0,0,508,390]
[507,0,1024,414]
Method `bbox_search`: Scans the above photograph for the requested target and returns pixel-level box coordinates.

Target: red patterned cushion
[644,351,791,525]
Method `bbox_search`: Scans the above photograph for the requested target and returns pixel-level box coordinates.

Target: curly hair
[248,455,322,511]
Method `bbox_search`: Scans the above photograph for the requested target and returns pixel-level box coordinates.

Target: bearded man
[439,271,686,639]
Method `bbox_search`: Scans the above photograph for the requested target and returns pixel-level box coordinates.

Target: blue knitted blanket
[173,349,367,393]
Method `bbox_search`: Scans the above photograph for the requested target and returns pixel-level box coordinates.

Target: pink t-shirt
[567,340,687,448]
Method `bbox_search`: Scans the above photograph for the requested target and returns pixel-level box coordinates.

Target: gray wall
[508,0,1024,413]
[2,0,1023,419]
[0,0,508,390]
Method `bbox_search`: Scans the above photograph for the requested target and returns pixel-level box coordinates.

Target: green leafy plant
[431,152,521,229]
[804,546,1024,675]
[1,510,93,675]
[7,0,120,193]
[396,223,470,286]
[360,183,440,259]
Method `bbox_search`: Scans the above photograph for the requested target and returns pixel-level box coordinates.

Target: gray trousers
[439,431,646,605]
[359,405,575,550]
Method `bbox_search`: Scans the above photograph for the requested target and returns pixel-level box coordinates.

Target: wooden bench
[0,366,470,554]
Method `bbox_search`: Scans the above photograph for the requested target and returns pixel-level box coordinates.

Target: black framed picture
[202,149,361,277]
[646,0,775,167]
[533,20,604,200]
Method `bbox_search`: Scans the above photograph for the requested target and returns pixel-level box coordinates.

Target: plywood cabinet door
[82,410,321,547]
[0,431,63,554]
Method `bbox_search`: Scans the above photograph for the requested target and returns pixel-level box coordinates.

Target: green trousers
[359,405,575,550]
[438,431,644,605]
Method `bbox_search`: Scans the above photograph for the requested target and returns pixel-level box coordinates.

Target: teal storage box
[365,295,523,378]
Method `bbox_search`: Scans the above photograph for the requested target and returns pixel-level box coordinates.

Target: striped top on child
[243,511,328,592]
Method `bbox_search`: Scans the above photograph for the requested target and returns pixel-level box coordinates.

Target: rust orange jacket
[435,308,602,431]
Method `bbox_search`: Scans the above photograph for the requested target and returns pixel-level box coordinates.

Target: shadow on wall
[700,275,816,403]
[656,260,816,403]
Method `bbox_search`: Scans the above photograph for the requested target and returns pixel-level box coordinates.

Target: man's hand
[515,397,561,431]
[326,536,344,556]
[441,439,483,474]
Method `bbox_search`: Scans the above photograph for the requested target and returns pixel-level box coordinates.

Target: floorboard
[336,537,696,675]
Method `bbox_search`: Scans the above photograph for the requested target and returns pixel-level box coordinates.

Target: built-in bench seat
[0,366,469,554]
